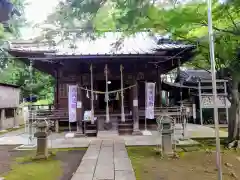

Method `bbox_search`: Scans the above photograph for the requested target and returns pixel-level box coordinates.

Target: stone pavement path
[71,139,136,180]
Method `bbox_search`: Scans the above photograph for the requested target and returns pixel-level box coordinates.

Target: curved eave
[8,46,195,76]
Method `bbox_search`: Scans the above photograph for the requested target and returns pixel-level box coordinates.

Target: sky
[20,0,59,40]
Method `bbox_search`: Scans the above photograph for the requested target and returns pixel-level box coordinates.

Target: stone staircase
[85,121,98,137]
[118,115,134,135]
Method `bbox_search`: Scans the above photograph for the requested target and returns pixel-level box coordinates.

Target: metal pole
[207,0,223,179]
[145,81,147,131]
[198,81,203,125]
[120,65,125,122]
[105,64,110,123]
[29,60,33,145]
[90,64,94,124]
[224,81,229,123]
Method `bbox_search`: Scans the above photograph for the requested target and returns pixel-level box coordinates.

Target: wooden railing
[139,106,190,124]
[28,104,54,111]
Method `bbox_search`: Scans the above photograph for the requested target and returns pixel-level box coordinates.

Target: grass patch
[2,148,85,180]
[3,154,61,180]
[192,137,228,148]
[128,145,240,180]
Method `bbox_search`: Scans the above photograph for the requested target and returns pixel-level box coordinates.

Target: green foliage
[0,60,54,102]
[0,0,27,68]
[45,0,240,73]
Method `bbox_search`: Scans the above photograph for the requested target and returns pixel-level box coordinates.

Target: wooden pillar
[55,68,59,109]
[104,64,110,123]
[76,76,84,136]
[90,64,95,124]
[156,66,162,107]
[120,65,125,122]
[132,78,142,135]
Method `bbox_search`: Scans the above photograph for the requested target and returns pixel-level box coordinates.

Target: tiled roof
[179,69,212,83]
[9,32,194,56]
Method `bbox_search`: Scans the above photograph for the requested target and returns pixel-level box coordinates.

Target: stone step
[97,130,119,138]
[85,130,97,134]
[118,119,133,123]
[118,122,133,126]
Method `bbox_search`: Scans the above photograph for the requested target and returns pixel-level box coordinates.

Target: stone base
[33,154,49,160]
[179,137,190,141]
[104,122,112,130]
[74,131,85,137]
[15,144,36,150]
[132,130,142,136]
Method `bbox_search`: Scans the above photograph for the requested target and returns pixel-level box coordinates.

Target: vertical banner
[145,82,155,119]
[68,85,77,122]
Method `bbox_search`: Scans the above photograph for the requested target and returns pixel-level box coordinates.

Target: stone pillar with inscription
[132,79,142,135]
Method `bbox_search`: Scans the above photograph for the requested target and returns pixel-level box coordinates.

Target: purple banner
[68,85,77,122]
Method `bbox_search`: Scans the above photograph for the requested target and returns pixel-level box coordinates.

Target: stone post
[0,109,6,131]
[13,108,19,128]
[132,80,142,135]
[34,121,49,159]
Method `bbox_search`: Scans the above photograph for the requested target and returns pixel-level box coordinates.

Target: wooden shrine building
[8,32,195,135]
[162,69,230,125]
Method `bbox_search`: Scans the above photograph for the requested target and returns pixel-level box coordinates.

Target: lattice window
[59,83,67,98]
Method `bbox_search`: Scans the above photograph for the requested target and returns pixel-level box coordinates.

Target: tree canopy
[0,0,54,103]
[44,0,239,71]
[0,0,26,68]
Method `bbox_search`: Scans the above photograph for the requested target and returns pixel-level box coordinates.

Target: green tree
[0,0,55,103]
[0,59,54,102]
[0,0,27,68]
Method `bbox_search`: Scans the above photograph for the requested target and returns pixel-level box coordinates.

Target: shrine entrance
[97,80,121,113]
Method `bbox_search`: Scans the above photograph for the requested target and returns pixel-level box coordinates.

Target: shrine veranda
[8,33,195,135]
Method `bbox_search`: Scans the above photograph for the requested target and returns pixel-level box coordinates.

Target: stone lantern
[157,115,175,155]
[34,120,49,159]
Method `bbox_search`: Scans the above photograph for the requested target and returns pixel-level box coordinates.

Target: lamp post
[207,0,223,179]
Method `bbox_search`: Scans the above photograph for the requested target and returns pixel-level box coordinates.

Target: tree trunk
[228,76,240,147]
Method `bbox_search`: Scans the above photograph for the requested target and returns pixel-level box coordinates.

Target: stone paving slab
[71,140,136,180]
[115,171,135,180]
[76,159,97,174]
[94,164,114,179]
[71,173,93,180]
[0,124,227,148]
[114,158,133,171]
